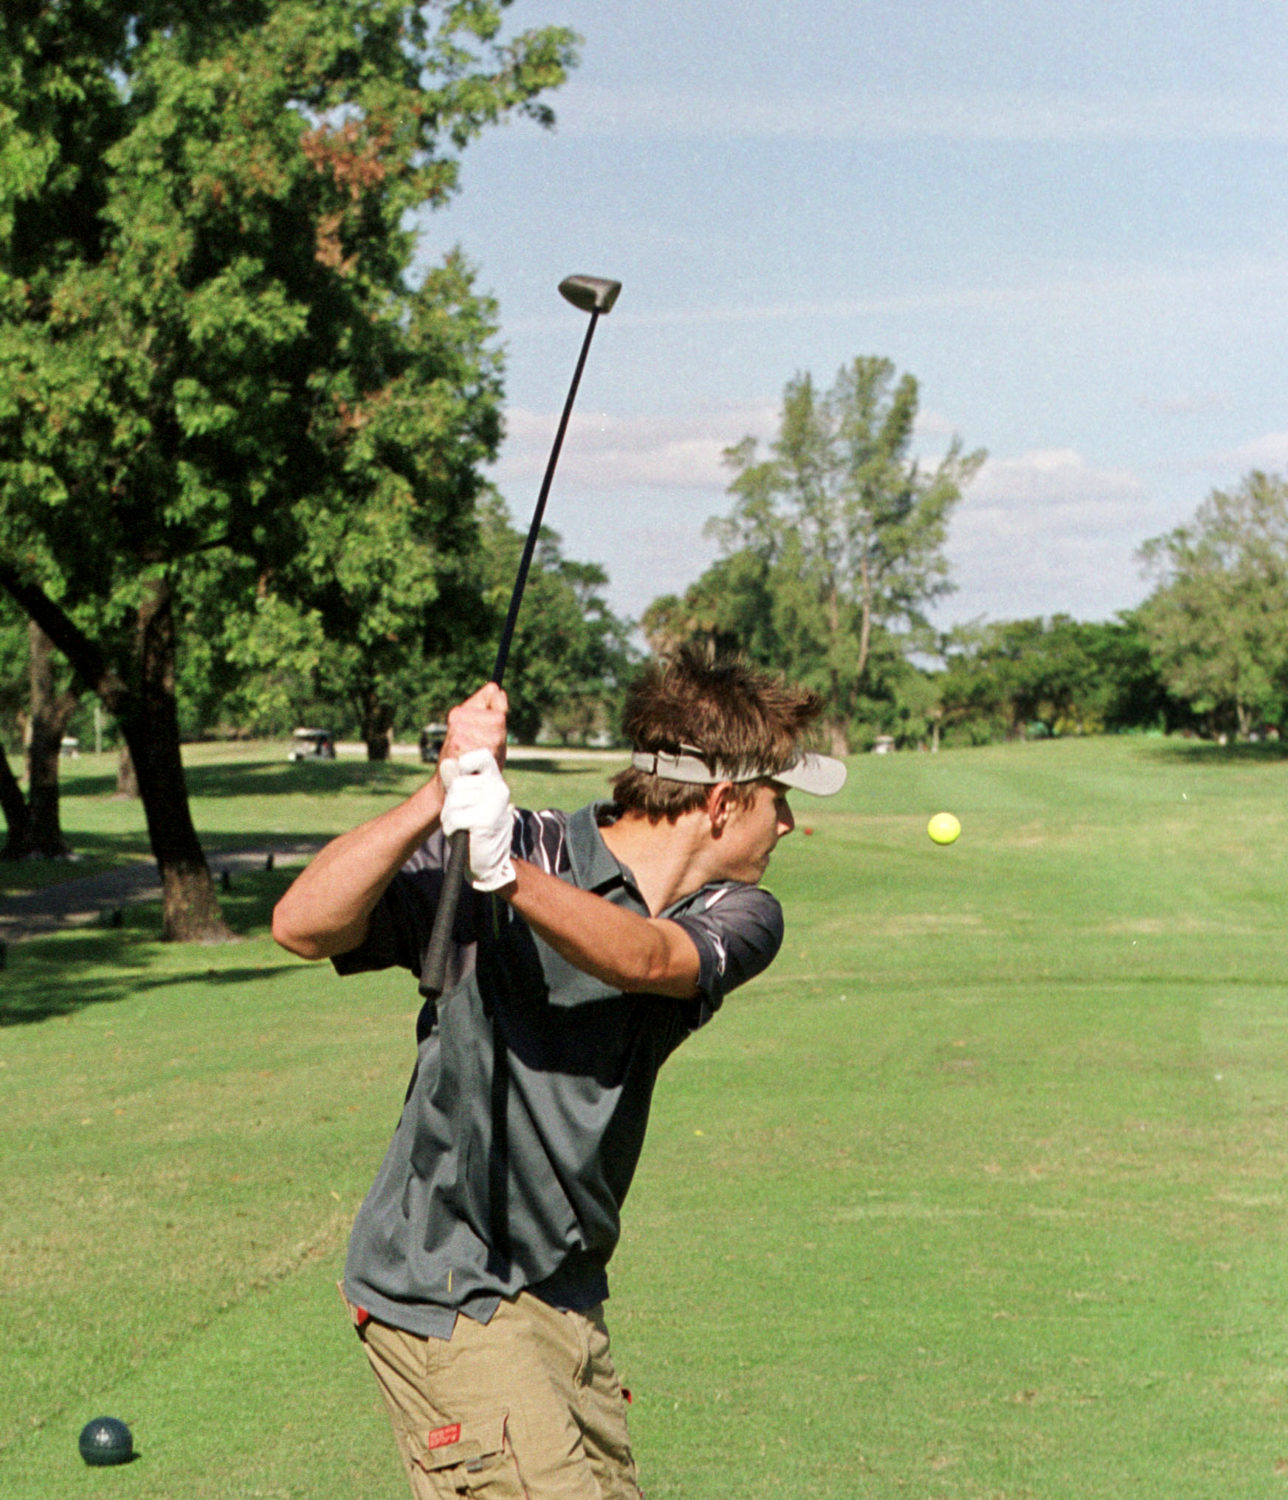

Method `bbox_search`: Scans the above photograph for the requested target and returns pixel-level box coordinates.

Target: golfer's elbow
[271,901,322,959]
[271,897,360,961]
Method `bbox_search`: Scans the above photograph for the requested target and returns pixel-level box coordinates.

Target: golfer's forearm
[501,859,701,999]
[272,779,445,959]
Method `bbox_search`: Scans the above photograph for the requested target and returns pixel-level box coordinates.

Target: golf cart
[418,722,448,764]
[289,728,337,762]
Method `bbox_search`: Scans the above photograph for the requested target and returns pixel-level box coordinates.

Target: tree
[467,493,636,744]
[170,489,636,751]
[695,357,985,753]
[0,596,84,858]
[0,1,577,937]
[1138,471,1288,738]
[641,550,772,662]
[935,613,1178,745]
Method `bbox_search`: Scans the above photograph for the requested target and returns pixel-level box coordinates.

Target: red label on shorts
[427,1424,461,1452]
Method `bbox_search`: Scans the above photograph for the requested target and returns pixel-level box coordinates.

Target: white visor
[629,745,847,797]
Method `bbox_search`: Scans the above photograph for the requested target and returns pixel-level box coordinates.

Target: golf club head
[559,275,621,315]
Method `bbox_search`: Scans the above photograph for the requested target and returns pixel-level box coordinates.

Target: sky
[416,1,1288,632]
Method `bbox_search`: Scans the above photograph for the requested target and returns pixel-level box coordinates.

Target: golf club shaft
[420,309,605,999]
[490,308,601,685]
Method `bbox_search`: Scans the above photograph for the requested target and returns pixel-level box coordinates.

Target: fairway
[3,736,1288,1497]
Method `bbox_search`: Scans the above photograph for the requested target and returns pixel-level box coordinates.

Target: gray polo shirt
[335,801,783,1338]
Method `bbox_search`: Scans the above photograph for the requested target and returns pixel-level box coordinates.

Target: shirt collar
[566,801,636,897]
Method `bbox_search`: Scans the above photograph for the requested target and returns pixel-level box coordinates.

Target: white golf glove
[439,748,517,892]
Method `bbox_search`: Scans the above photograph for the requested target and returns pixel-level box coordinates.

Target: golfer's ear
[707,782,734,831]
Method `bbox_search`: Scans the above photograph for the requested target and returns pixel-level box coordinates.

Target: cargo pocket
[411,1411,521,1496]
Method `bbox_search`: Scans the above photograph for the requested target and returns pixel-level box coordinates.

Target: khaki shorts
[343,1288,643,1499]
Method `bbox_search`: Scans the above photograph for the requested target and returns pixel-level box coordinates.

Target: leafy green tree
[466,494,636,744]
[1138,471,1288,738]
[683,357,984,754]
[228,258,506,760]
[0,594,88,858]
[1078,612,1185,734]
[641,550,774,662]
[863,646,944,751]
[177,490,635,751]
[978,617,1097,737]
[935,613,1181,745]
[0,1,576,937]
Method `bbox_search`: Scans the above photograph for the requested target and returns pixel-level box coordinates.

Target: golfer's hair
[611,644,823,819]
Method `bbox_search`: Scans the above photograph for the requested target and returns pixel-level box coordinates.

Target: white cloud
[973,449,1145,510]
[505,254,1288,341]
[913,409,960,440]
[491,402,780,491]
[561,84,1288,145]
[493,400,994,493]
[1205,431,1288,473]
[937,449,1156,623]
[1136,391,1232,419]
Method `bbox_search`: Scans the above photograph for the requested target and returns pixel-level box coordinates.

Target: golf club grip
[422,829,469,997]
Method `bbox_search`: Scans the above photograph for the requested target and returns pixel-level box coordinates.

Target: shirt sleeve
[330,854,443,978]
[669,883,784,1027]
[330,811,551,981]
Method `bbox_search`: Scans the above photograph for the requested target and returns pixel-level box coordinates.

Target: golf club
[420,274,622,999]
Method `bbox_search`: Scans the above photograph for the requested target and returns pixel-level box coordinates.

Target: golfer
[272,647,845,1499]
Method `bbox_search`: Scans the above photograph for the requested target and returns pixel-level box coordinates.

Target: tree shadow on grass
[1,935,300,1027]
[60,755,615,802]
[507,757,625,776]
[1,870,300,1027]
[1141,738,1288,767]
[54,758,421,802]
[0,835,154,897]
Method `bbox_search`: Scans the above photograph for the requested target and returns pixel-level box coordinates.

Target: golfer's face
[725,781,794,881]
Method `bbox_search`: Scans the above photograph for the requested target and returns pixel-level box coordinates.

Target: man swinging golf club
[272,646,846,1498]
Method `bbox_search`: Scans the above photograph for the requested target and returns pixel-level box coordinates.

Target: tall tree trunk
[128,577,233,942]
[856,557,873,685]
[0,561,231,941]
[116,743,139,798]
[27,620,76,857]
[824,582,849,757]
[0,747,31,859]
[361,688,393,762]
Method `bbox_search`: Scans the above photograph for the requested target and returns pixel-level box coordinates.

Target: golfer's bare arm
[271,684,508,961]
[272,678,700,993]
[498,861,702,1001]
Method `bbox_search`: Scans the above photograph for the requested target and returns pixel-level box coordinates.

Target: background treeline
[8,432,1282,765]
[642,358,1287,754]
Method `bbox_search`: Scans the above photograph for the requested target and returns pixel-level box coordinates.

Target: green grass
[4,737,1288,1496]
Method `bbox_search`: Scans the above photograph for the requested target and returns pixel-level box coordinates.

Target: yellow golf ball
[927,811,961,845]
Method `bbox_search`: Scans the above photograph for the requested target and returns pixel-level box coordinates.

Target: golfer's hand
[440,749,517,892]
[440,683,508,770]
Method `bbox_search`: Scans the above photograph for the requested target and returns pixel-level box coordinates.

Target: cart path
[0,839,329,941]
